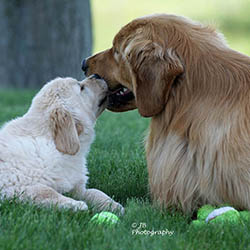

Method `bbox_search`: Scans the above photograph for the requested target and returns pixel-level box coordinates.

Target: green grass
[2,1,250,248]
[1,91,250,250]
[0,90,37,125]
[89,110,150,203]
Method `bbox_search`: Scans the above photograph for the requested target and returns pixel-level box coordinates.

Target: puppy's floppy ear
[50,108,82,155]
[130,43,184,117]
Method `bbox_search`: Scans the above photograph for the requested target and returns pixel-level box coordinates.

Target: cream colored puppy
[0,75,124,213]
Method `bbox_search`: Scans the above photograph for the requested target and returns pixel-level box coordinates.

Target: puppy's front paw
[111,202,125,216]
[73,201,88,211]
[60,200,88,211]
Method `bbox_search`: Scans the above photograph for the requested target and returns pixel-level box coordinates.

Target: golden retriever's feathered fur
[84,14,250,213]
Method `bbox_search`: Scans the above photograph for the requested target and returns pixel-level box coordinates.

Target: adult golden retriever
[82,14,250,213]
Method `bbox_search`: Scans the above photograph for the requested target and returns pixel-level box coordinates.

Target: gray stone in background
[0,0,92,88]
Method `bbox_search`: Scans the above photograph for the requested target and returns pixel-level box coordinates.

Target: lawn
[0,91,250,250]
[1,0,250,249]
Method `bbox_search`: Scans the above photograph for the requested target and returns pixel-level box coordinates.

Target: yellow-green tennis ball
[90,212,119,226]
[206,207,240,223]
[197,205,215,221]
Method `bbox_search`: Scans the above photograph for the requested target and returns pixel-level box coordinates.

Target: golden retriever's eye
[113,48,119,55]
[114,49,119,62]
[80,85,85,91]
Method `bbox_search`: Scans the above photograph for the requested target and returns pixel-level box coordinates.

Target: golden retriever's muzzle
[107,85,135,109]
[82,59,88,75]
[82,58,135,111]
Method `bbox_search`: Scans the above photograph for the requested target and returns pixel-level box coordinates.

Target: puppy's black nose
[92,74,102,80]
[81,59,88,73]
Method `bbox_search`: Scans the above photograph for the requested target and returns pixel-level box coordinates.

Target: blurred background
[0,0,250,88]
[92,0,250,55]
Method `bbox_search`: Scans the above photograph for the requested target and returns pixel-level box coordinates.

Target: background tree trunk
[0,0,92,88]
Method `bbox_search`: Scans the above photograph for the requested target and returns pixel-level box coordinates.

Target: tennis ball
[205,206,240,223]
[90,212,119,226]
[192,205,241,226]
[197,205,215,221]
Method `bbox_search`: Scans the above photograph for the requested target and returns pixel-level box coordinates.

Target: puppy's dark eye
[80,85,85,91]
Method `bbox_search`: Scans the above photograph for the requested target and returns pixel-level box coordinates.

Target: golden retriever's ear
[50,108,80,155]
[131,45,184,117]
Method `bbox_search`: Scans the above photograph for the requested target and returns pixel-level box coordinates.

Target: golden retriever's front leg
[24,185,88,211]
[73,185,124,214]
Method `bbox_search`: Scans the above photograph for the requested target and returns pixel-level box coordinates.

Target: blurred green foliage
[0,90,36,125]
[91,0,250,55]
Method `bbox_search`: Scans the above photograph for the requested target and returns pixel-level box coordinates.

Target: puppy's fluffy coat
[0,76,123,213]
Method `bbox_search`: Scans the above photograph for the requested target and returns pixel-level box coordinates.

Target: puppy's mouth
[98,96,108,107]
[108,84,135,108]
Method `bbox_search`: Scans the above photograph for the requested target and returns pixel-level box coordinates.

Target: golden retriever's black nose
[81,59,88,73]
